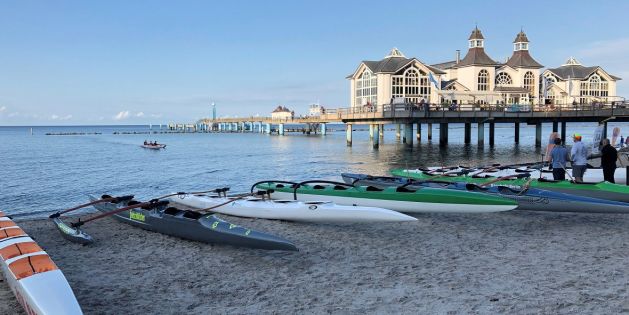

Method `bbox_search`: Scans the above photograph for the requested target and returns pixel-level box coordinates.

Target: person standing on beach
[600,138,619,183]
[570,133,588,182]
[550,137,569,180]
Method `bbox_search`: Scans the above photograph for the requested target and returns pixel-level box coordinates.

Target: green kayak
[254,181,517,213]
[391,169,629,203]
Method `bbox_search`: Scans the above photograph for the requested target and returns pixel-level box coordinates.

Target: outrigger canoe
[342,173,629,214]
[254,181,518,213]
[167,193,417,223]
[0,214,83,315]
[88,195,297,251]
[141,144,166,149]
[391,169,629,203]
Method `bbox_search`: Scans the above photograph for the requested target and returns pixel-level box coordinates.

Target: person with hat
[550,137,569,180]
[570,133,588,182]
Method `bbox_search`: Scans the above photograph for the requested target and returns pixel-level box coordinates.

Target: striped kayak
[167,194,417,223]
[89,195,297,251]
[342,173,629,213]
[391,169,629,203]
[254,182,518,213]
[0,214,83,315]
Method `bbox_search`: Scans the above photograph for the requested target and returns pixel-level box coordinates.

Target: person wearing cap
[550,137,569,180]
[600,138,619,183]
[570,133,588,182]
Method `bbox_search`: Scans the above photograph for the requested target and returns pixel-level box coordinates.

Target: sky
[1,0,629,125]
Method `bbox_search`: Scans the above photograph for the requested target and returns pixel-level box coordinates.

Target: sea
[1,122,628,218]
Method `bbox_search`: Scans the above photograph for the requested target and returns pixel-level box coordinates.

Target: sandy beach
[1,210,629,314]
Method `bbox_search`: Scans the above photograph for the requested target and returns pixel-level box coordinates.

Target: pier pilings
[416,123,421,141]
[427,123,432,140]
[514,122,520,143]
[373,124,380,149]
[439,123,448,146]
[478,122,485,146]
[464,123,471,144]
[346,124,352,146]
[404,123,413,146]
[535,123,542,147]
[489,122,495,146]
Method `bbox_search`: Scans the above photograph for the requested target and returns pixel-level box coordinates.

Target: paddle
[49,195,135,219]
[479,173,530,187]
[193,190,274,213]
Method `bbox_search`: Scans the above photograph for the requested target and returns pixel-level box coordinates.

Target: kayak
[391,169,629,203]
[0,216,83,315]
[342,173,629,213]
[89,195,297,251]
[141,144,166,149]
[254,181,518,213]
[167,194,417,223]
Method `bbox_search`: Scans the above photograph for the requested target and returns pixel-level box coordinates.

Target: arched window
[580,74,609,100]
[404,69,419,96]
[390,67,430,103]
[495,72,512,86]
[355,70,377,106]
[477,69,489,91]
[523,71,535,93]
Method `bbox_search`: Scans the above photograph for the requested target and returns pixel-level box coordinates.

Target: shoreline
[2,211,629,314]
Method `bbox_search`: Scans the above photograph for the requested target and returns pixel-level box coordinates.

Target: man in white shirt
[570,133,588,182]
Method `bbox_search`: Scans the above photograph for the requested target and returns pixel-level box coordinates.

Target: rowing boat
[0,216,83,315]
[254,181,518,213]
[342,173,629,213]
[88,195,297,251]
[391,169,629,203]
[141,144,166,149]
[167,194,417,223]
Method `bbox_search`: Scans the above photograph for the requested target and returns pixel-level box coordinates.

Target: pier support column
[265,123,271,134]
[379,124,384,139]
[395,124,401,140]
[404,123,413,146]
[603,122,608,139]
[321,123,327,136]
[464,123,471,144]
[373,124,380,149]
[416,123,421,141]
[561,122,567,144]
[369,124,374,139]
[279,123,285,135]
[489,122,495,146]
[478,122,485,146]
[427,123,433,140]
[552,121,559,133]
[346,124,352,146]
[535,123,542,147]
[439,123,448,146]
[514,122,520,143]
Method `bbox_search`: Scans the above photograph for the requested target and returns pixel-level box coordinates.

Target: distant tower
[212,102,216,120]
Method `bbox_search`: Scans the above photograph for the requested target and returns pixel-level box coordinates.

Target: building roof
[455,48,498,67]
[272,106,291,113]
[430,60,458,70]
[505,50,543,69]
[441,79,457,89]
[513,31,529,43]
[468,27,484,40]
[352,48,446,76]
[546,57,621,81]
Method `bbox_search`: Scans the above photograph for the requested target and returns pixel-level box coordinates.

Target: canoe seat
[365,186,383,192]
[9,254,58,280]
[313,185,326,190]
[0,227,26,240]
[276,184,285,188]
[0,221,17,229]
[183,211,202,220]
[0,242,43,261]
[395,187,416,193]
[333,185,348,190]
[163,207,183,216]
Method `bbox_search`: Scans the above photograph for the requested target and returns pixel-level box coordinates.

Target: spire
[563,57,582,66]
[468,26,484,40]
[385,47,405,58]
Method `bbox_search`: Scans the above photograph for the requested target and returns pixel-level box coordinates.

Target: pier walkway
[178,101,629,149]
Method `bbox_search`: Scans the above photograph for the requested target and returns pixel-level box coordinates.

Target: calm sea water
[1,122,628,217]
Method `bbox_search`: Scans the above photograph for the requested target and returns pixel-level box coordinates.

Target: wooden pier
[171,101,629,149]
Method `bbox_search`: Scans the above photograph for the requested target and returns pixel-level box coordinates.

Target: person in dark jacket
[600,138,619,183]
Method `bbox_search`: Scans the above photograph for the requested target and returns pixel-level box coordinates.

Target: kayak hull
[168,194,417,223]
[90,196,297,251]
[141,144,166,149]
[1,218,83,315]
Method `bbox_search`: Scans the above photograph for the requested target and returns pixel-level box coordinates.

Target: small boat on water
[391,169,629,203]
[168,193,417,223]
[141,143,166,149]
[342,173,629,214]
[254,180,518,213]
[87,195,298,251]
[0,215,83,315]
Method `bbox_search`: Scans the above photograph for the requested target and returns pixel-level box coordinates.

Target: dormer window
[469,40,484,48]
[521,43,528,50]
[476,40,483,47]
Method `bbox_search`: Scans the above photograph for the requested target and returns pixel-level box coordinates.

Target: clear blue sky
[1,0,629,125]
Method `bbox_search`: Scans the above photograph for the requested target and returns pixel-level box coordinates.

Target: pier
[180,101,629,148]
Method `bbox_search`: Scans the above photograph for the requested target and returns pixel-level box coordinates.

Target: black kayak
[89,195,298,251]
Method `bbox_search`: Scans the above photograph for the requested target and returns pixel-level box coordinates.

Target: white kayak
[167,194,417,223]
[0,216,83,315]
[141,144,166,149]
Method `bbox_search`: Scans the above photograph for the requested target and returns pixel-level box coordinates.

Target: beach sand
[2,210,629,314]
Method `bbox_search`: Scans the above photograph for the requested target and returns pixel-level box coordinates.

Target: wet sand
[2,210,629,314]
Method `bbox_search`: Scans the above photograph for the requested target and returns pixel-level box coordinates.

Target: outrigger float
[1,212,83,315]
[49,191,298,251]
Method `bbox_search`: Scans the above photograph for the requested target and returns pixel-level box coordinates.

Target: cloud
[8,112,19,117]
[150,113,163,118]
[135,112,145,117]
[51,114,73,120]
[114,111,130,120]
[0,106,6,112]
